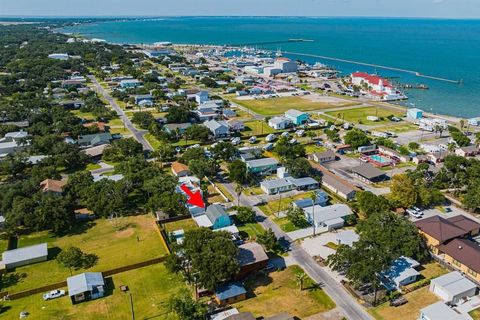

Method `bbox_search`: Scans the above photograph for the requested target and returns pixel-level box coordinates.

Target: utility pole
[129,293,135,320]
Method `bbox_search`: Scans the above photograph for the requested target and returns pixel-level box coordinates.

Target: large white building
[274,58,298,73]
[351,72,406,101]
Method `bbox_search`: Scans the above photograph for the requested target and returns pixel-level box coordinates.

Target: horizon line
[1,15,480,21]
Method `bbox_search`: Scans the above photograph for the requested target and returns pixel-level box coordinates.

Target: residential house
[309,150,336,164]
[268,116,291,130]
[310,162,359,200]
[419,301,472,320]
[284,109,309,126]
[196,107,219,121]
[204,120,229,138]
[195,91,209,104]
[194,205,232,230]
[0,133,29,157]
[40,179,66,194]
[335,144,352,155]
[119,79,142,89]
[303,204,353,231]
[163,123,192,136]
[378,145,411,162]
[379,256,421,291]
[67,272,105,304]
[237,242,269,278]
[177,175,205,216]
[246,158,279,175]
[214,283,247,306]
[48,53,69,60]
[83,121,107,133]
[292,190,329,208]
[77,133,113,148]
[133,94,153,106]
[428,151,449,164]
[351,164,388,184]
[456,145,479,157]
[290,177,320,191]
[171,161,191,177]
[260,178,295,195]
[222,109,237,119]
[430,271,477,304]
[60,100,85,109]
[227,120,245,132]
[1,243,48,269]
[82,144,109,160]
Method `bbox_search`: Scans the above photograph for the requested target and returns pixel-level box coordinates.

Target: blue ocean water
[62,17,480,118]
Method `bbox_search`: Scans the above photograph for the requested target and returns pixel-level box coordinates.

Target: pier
[227,39,314,47]
[282,51,461,84]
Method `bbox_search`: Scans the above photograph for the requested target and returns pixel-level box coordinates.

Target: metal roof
[67,272,105,296]
[206,204,228,224]
[237,242,269,267]
[431,271,477,297]
[420,301,470,320]
[351,163,385,180]
[2,243,48,265]
[246,158,279,168]
[303,204,352,224]
[215,283,246,300]
[260,178,293,190]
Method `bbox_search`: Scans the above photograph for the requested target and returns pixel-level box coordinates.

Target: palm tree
[235,183,244,207]
[459,119,465,131]
[296,272,306,291]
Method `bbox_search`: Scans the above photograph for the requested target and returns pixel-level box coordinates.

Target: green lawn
[232,96,357,116]
[241,120,274,136]
[1,263,187,320]
[163,218,198,233]
[144,133,162,150]
[326,106,404,125]
[258,191,317,216]
[369,287,439,320]
[106,118,124,127]
[470,308,480,320]
[85,163,102,171]
[0,215,168,294]
[71,110,97,120]
[234,265,335,318]
[237,221,265,241]
[215,183,235,202]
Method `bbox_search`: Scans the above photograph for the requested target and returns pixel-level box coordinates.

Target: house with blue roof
[214,282,247,306]
[379,256,420,291]
[285,109,309,126]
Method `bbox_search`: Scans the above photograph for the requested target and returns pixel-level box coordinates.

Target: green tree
[228,160,249,185]
[408,142,420,151]
[356,191,390,218]
[344,129,371,149]
[390,174,418,208]
[285,157,312,178]
[236,207,256,224]
[257,228,279,252]
[131,111,155,129]
[286,206,309,228]
[185,124,210,142]
[168,289,208,319]
[56,246,98,275]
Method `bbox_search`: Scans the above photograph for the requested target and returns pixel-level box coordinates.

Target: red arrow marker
[180,184,205,209]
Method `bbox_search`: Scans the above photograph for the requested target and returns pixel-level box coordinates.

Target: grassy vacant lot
[258,191,317,216]
[0,215,167,293]
[144,133,162,150]
[234,265,335,318]
[326,106,404,125]
[71,110,97,120]
[374,122,419,133]
[233,96,357,116]
[2,263,187,320]
[241,120,274,136]
[369,287,439,320]
[163,218,198,233]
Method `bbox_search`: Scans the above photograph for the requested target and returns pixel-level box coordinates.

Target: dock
[282,51,461,84]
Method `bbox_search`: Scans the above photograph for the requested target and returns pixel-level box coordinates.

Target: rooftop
[215,282,246,300]
[67,272,105,296]
[237,242,269,267]
[246,157,279,168]
[431,271,477,297]
[351,163,385,180]
[415,215,479,243]
[2,243,48,265]
[439,238,480,274]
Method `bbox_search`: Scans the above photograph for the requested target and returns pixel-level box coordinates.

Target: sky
[1,0,479,19]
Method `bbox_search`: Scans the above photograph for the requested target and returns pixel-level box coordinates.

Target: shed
[1,243,48,269]
[214,283,247,306]
[430,271,477,304]
[67,272,105,304]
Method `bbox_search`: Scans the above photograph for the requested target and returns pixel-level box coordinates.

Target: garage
[430,271,477,304]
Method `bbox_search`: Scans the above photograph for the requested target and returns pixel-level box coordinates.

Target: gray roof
[290,177,319,188]
[246,158,279,168]
[77,133,112,145]
[380,256,420,284]
[351,164,385,180]
[204,120,228,131]
[312,150,336,160]
[269,116,290,125]
[430,271,477,296]
[206,204,228,224]
[237,242,269,267]
[164,123,192,131]
[2,243,48,265]
[303,204,352,224]
[322,173,357,196]
[420,301,470,320]
[261,178,293,190]
[67,272,105,296]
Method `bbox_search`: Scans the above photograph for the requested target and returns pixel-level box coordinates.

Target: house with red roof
[351,72,406,101]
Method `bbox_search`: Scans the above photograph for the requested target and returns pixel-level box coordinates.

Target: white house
[303,204,352,231]
[195,91,209,104]
[379,256,421,291]
[419,301,472,320]
[268,116,291,130]
[48,53,69,60]
[430,271,477,304]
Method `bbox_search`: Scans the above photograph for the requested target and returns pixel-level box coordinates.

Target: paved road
[221,182,373,320]
[88,75,153,152]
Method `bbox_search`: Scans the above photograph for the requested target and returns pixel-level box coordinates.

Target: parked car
[262,143,274,151]
[249,136,257,144]
[296,130,305,137]
[265,133,276,142]
[390,296,408,307]
[231,137,241,146]
[407,209,422,219]
[281,131,289,138]
[43,289,66,301]
[289,138,297,144]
